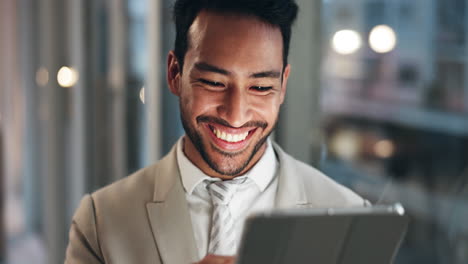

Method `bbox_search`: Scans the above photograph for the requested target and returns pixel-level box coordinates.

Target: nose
[218,87,253,128]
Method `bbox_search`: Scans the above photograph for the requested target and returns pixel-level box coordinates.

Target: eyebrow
[194,62,281,79]
[194,62,230,75]
[251,71,281,78]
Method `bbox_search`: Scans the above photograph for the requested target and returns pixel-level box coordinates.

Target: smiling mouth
[212,127,249,142]
[206,124,257,146]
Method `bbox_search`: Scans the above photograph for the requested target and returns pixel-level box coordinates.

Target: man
[65,0,368,263]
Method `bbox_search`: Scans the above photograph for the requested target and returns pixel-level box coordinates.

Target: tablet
[237,204,409,264]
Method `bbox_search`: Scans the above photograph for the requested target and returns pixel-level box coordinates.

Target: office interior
[1,0,467,263]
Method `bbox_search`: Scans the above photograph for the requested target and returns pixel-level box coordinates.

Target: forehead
[185,10,284,73]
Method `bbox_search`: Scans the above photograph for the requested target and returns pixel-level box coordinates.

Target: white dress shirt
[176,136,278,259]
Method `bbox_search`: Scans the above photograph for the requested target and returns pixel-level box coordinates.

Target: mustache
[196,115,268,130]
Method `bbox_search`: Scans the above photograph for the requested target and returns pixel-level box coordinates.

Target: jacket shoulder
[69,162,166,263]
[92,163,159,204]
[282,152,368,207]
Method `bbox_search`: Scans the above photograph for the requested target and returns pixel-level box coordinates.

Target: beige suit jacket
[65,143,368,264]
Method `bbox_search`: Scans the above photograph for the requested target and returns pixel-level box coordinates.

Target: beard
[180,106,275,176]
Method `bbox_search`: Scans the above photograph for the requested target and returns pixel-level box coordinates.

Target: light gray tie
[207,178,246,255]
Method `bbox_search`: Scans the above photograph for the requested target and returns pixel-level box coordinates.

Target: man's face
[167,11,290,178]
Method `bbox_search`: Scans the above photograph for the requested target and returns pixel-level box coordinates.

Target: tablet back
[237,205,409,264]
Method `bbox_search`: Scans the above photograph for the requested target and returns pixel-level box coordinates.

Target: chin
[202,131,269,176]
[204,145,256,176]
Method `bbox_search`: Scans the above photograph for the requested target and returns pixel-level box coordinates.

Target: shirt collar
[243,139,277,192]
[176,136,278,195]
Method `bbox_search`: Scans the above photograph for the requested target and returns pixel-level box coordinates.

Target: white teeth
[212,128,249,142]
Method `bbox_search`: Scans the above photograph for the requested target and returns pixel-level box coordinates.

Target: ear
[167,50,182,96]
[279,64,291,104]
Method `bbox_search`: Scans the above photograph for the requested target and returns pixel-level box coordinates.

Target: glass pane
[321,0,468,263]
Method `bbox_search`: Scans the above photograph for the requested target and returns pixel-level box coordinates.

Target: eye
[250,86,273,92]
[198,79,224,87]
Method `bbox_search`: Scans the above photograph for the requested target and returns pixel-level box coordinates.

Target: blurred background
[1,0,467,263]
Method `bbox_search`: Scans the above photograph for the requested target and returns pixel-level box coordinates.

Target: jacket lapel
[273,143,312,209]
[146,146,199,263]
[145,142,313,263]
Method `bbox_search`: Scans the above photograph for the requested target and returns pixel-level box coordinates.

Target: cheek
[181,88,221,117]
[180,93,192,114]
[251,96,282,122]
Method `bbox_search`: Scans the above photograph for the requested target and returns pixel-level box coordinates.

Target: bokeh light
[330,130,361,160]
[35,67,49,87]
[139,87,145,104]
[57,66,79,88]
[369,25,397,53]
[374,139,395,158]
[332,29,362,55]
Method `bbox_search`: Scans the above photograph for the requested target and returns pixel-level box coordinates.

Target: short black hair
[173,0,299,72]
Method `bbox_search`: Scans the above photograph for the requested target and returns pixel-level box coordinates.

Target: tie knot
[207,177,247,205]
